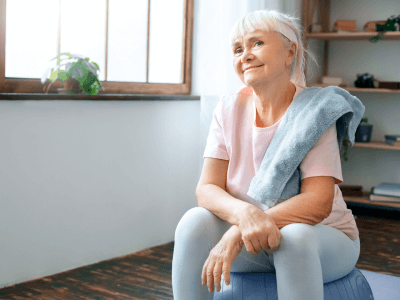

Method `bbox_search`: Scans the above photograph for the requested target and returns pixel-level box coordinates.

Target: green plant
[41,52,105,95]
[341,117,368,161]
[370,14,400,43]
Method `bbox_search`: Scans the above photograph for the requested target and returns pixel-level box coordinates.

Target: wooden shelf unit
[352,141,400,151]
[305,31,400,41]
[302,0,400,211]
[309,84,400,94]
[343,192,400,210]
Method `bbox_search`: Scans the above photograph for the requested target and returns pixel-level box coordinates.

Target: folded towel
[247,86,366,207]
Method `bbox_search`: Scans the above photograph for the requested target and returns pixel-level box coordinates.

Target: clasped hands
[201,205,282,293]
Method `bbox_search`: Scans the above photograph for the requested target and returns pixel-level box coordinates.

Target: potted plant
[341,118,371,161]
[41,52,105,95]
[355,117,373,142]
[370,14,400,43]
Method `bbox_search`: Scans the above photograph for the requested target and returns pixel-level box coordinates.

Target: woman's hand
[201,224,243,293]
[237,205,282,255]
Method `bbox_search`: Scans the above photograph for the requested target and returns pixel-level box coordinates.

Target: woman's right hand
[237,205,282,255]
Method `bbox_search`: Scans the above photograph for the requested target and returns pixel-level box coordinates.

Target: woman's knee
[278,223,318,251]
[175,207,217,241]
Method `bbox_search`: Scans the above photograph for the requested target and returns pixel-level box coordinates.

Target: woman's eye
[235,41,263,54]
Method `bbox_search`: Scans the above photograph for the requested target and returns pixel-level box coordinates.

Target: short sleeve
[203,98,229,160]
[300,123,343,184]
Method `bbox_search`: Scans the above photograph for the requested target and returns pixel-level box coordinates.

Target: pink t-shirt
[203,83,359,241]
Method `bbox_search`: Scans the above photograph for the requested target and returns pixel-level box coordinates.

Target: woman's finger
[250,236,263,254]
[242,237,256,255]
[260,235,269,251]
[213,261,224,292]
[206,260,216,293]
[201,258,209,286]
[269,227,281,251]
[222,259,232,286]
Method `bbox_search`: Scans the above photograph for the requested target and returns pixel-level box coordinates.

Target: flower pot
[355,124,373,142]
[58,78,82,94]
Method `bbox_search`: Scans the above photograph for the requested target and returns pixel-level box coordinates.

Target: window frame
[0,0,194,95]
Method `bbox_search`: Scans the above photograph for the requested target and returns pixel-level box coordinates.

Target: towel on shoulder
[247,86,366,207]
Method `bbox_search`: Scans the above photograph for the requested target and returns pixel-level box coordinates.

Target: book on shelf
[369,191,400,202]
[369,182,400,203]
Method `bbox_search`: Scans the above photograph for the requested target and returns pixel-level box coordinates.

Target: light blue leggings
[172,207,360,300]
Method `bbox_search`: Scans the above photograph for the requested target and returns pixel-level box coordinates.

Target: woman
[172,9,360,300]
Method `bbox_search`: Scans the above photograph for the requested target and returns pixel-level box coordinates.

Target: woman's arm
[196,158,251,226]
[264,176,335,229]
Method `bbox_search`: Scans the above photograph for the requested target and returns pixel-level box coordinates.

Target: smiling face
[231,30,296,87]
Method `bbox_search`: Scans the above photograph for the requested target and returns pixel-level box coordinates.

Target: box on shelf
[378,81,400,90]
[334,20,357,32]
[385,134,400,146]
[363,20,387,32]
[339,185,363,197]
[311,23,322,33]
[322,76,343,85]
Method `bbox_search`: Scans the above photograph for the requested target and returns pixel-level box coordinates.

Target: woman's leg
[272,223,360,300]
[172,207,275,300]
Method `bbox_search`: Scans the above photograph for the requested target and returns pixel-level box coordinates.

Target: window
[0,0,194,95]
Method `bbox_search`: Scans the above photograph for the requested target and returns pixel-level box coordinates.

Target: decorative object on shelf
[333,19,357,32]
[311,23,322,33]
[378,81,400,90]
[355,117,373,143]
[41,53,105,95]
[339,185,363,197]
[321,76,343,86]
[341,117,369,161]
[354,73,377,88]
[309,83,348,88]
[369,14,400,43]
[385,134,400,146]
[363,20,388,32]
[370,182,400,202]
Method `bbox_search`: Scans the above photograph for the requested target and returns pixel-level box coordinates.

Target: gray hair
[229,9,318,86]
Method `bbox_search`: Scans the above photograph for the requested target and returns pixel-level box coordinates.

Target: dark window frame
[0,0,194,96]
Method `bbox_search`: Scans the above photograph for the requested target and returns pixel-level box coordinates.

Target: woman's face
[231,30,295,87]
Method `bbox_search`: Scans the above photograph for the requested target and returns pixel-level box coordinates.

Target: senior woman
[172,9,360,300]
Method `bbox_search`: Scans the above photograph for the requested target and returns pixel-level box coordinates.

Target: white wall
[1,0,399,290]
[0,99,201,289]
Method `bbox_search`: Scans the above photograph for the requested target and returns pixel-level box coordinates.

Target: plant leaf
[92,62,100,71]
[57,70,70,82]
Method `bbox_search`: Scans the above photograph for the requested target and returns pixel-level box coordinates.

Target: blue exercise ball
[213,267,374,300]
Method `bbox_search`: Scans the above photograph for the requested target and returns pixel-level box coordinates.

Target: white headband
[276,21,306,87]
[276,21,298,50]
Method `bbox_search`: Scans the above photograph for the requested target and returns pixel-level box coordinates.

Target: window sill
[0,93,201,101]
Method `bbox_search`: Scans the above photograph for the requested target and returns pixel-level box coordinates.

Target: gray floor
[359,269,400,300]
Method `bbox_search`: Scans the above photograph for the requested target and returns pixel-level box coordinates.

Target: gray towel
[247,86,366,207]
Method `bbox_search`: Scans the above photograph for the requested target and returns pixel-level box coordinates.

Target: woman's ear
[286,42,297,66]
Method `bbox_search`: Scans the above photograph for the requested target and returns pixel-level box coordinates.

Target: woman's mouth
[244,65,263,72]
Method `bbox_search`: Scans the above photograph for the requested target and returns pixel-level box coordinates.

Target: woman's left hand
[201,224,243,293]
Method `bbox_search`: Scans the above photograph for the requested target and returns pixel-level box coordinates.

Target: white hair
[229,9,319,86]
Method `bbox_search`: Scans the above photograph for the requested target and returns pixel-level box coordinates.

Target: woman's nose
[241,49,254,62]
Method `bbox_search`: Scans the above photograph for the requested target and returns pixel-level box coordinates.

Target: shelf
[344,191,400,210]
[304,31,400,40]
[352,141,400,151]
[308,84,400,94]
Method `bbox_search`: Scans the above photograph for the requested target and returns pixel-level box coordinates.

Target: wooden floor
[0,205,399,300]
